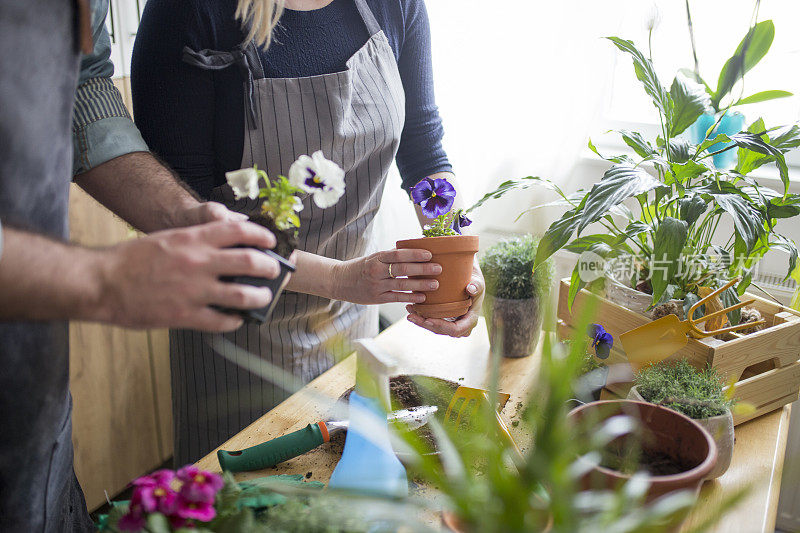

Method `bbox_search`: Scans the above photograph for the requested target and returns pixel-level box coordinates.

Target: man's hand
[95,220,279,331]
[171,201,248,227]
[405,262,485,338]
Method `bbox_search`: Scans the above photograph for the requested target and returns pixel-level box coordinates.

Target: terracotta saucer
[411,298,472,320]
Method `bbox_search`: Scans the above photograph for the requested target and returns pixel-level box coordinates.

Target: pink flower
[176,466,224,504]
[130,470,178,515]
[175,499,217,522]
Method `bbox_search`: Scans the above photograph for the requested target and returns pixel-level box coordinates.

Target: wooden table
[196,319,791,532]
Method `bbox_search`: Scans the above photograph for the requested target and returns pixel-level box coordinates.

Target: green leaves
[606,37,672,117]
[650,217,688,305]
[669,74,711,136]
[713,194,764,253]
[619,130,656,158]
[578,164,660,234]
[714,20,775,109]
[467,176,561,214]
[678,194,707,227]
[535,209,583,268]
[735,89,793,106]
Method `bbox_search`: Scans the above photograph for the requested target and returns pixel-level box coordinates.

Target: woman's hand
[331,249,442,305]
[406,262,485,338]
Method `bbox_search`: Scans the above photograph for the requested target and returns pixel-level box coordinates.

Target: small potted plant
[480,235,553,358]
[396,177,479,319]
[222,151,345,323]
[628,360,734,479]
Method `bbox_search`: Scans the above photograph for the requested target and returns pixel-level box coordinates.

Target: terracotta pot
[628,387,734,479]
[567,400,717,504]
[484,295,542,358]
[396,235,479,319]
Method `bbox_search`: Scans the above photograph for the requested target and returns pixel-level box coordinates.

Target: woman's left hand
[406,262,484,338]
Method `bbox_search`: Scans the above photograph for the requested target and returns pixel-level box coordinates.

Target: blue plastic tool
[328,339,408,498]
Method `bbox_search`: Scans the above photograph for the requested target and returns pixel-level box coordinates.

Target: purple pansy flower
[588,324,613,359]
[451,209,472,234]
[411,177,456,218]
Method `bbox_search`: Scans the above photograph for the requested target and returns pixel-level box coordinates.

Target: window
[599,1,800,167]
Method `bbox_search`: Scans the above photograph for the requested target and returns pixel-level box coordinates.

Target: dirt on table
[329,375,461,454]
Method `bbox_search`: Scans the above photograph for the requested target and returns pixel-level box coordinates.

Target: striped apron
[173,0,405,465]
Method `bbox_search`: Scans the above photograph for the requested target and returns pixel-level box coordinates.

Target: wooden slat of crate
[557,279,712,369]
[727,361,800,425]
[557,279,800,382]
[710,311,800,382]
[557,279,800,426]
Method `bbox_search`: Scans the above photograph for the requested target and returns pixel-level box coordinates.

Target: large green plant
[474,32,800,317]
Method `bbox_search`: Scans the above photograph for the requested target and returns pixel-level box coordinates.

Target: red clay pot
[396,235,479,319]
[567,400,717,503]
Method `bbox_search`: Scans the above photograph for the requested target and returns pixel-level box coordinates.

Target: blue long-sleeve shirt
[131,0,451,199]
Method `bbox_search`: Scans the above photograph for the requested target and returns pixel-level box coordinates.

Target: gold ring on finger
[388,263,395,278]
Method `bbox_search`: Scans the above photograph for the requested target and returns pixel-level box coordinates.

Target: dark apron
[0,1,94,531]
[173,0,406,465]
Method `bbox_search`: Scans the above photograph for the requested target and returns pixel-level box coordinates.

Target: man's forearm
[0,227,106,322]
[74,152,200,233]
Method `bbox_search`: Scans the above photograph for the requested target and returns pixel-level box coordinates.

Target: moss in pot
[629,360,734,479]
[480,235,553,358]
[221,152,346,323]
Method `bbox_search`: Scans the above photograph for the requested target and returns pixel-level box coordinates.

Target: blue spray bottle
[328,339,408,497]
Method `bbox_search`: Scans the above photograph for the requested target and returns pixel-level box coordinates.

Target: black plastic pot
[484,294,542,358]
[217,248,295,324]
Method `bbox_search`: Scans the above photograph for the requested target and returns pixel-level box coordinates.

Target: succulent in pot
[629,360,735,479]
[480,235,553,358]
[222,151,346,323]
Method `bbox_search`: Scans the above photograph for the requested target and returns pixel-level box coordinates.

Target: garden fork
[620,278,767,371]
[444,386,523,463]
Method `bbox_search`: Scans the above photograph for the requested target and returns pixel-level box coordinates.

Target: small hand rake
[620,278,767,371]
[444,386,523,463]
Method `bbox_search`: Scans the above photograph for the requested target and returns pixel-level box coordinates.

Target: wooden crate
[557,278,800,425]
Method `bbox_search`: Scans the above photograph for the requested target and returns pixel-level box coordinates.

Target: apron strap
[182,46,261,130]
[353,0,381,37]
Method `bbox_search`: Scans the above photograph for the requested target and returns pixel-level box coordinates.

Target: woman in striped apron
[132,0,485,465]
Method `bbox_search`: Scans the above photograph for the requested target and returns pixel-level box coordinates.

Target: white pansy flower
[225,167,260,200]
[292,196,304,213]
[288,150,346,208]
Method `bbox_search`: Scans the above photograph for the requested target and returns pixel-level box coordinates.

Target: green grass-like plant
[635,360,733,419]
[481,235,553,300]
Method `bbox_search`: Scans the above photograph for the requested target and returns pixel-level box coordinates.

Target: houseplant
[574,324,613,401]
[628,360,735,479]
[682,3,793,168]
[221,151,345,323]
[396,176,479,319]
[494,31,800,323]
[480,235,553,358]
